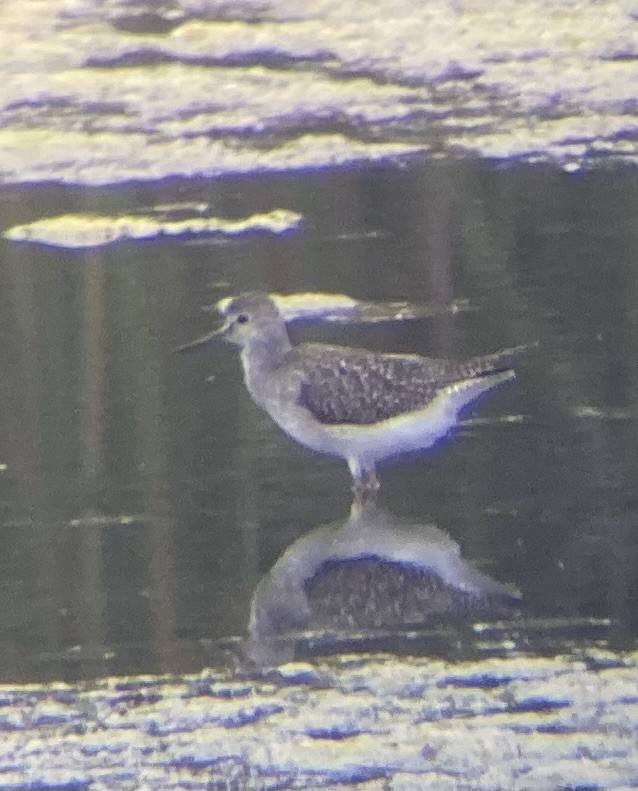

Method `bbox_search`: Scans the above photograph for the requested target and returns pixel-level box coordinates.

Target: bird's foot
[351,471,380,510]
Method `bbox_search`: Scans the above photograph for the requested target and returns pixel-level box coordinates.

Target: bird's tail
[440,369,516,415]
[459,342,537,379]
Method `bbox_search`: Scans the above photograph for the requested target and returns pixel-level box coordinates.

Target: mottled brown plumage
[297,343,526,425]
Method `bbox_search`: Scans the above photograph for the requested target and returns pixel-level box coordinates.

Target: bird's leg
[349,459,380,508]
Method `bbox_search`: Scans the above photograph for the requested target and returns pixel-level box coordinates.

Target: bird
[178,291,527,505]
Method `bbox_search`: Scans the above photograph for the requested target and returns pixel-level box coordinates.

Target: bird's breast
[240,351,296,409]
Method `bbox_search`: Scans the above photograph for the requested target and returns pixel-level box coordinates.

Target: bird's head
[176,291,289,353]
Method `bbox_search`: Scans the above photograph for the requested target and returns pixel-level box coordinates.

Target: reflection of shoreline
[245,503,520,665]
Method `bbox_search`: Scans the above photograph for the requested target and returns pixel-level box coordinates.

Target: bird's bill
[175,320,231,353]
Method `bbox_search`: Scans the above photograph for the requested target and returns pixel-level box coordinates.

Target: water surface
[0,159,636,681]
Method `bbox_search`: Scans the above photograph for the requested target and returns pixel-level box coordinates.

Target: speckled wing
[297,343,525,425]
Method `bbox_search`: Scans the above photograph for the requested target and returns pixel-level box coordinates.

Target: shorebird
[178,291,526,504]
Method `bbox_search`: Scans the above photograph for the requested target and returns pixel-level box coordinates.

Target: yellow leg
[351,466,380,508]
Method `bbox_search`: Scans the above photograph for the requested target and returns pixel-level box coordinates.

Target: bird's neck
[240,330,293,404]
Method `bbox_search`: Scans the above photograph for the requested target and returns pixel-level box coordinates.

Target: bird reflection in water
[243,502,521,666]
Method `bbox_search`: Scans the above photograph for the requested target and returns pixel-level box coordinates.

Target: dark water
[0,160,637,682]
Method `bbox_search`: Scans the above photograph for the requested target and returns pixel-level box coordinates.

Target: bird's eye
[236,313,250,324]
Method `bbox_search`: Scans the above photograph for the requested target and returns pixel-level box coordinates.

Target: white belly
[264,388,459,466]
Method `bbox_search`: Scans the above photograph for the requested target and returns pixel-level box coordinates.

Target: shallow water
[0,159,637,682]
[2,649,638,790]
[1,5,636,789]
[2,0,637,181]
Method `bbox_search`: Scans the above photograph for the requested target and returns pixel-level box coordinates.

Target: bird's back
[295,342,526,425]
